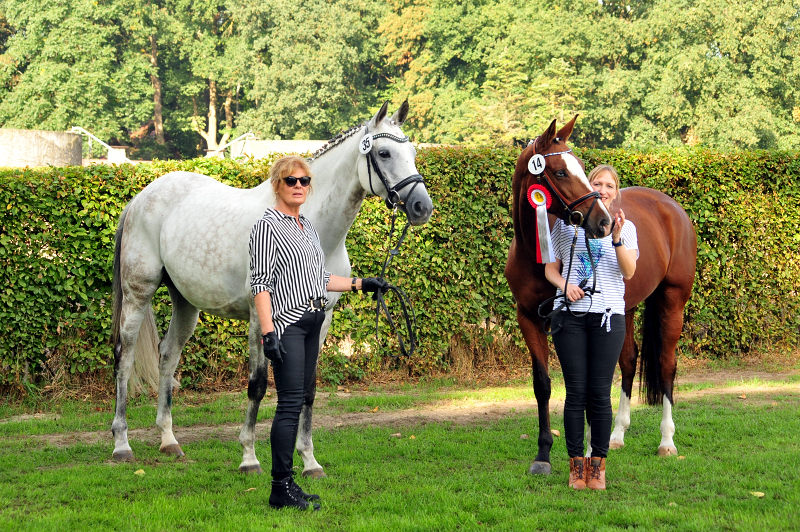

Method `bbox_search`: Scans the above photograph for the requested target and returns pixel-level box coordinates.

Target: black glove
[361,277,389,294]
[262,332,286,365]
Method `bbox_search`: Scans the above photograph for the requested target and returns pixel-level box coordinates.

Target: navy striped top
[249,209,331,337]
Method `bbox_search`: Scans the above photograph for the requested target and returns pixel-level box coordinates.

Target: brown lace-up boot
[568,457,587,490]
[587,457,606,490]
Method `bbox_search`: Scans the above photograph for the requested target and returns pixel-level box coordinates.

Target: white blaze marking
[560,153,611,220]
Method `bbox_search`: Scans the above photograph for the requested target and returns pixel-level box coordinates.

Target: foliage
[3,0,800,154]
[1,149,799,390]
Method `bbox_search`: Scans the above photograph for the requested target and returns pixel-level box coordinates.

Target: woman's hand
[565,283,585,302]
[612,208,626,243]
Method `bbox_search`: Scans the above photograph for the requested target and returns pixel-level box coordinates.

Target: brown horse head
[513,115,612,238]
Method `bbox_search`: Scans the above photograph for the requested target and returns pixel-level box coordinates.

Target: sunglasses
[283,176,311,187]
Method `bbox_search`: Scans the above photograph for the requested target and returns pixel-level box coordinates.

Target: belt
[309,297,327,311]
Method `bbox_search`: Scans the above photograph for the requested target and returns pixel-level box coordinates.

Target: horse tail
[111,205,161,396]
[638,291,663,406]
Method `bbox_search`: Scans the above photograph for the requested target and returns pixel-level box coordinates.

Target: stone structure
[0,129,82,167]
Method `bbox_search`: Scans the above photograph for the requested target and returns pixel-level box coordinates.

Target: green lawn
[0,377,798,531]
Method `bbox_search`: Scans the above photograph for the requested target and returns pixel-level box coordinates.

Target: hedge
[1,148,799,389]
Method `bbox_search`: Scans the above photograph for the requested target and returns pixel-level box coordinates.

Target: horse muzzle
[401,184,433,226]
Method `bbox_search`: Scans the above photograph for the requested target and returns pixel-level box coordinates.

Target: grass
[1,377,799,531]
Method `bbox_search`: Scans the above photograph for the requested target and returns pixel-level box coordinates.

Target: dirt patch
[16,377,800,450]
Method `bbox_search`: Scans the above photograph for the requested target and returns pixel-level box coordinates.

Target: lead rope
[371,207,417,358]
[537,225,600,335]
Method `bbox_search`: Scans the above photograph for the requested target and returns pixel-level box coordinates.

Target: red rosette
[527,184,552,209]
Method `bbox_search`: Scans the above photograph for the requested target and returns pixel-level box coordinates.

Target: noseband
[362,126,425,211]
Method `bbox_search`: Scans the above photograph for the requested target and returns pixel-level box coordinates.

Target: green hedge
[1,149,799,389]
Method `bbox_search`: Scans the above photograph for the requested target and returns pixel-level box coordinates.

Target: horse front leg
[239,312,268,474]
[518,311,553,475]
[296,307,334,479]
[610,311,637,450]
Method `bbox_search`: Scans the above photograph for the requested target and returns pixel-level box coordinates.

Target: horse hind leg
[655,285,687,457]
[112,283,161,461]
[610,311,637,450]
[239,311,267,474]
[155,285,200,457]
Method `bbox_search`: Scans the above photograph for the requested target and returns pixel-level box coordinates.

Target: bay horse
[110,101,433,477]
[505,116,697,475]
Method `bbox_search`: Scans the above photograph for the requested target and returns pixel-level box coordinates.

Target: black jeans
[270,309,325,478]
[552,312,625,458]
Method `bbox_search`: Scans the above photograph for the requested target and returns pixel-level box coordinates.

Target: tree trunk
[149,34,165,145]
[218,89,233,148]
[192,79,219,151]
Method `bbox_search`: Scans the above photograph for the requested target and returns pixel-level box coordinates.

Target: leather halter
[529,137,600,229]
[363,126,425,211]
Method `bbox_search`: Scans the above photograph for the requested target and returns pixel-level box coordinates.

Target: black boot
[269,477,320,510]
[289,475,320,501]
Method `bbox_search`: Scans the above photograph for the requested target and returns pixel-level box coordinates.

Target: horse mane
[307,122,366,162]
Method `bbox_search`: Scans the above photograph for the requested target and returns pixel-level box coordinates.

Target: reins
[526,138,602,335]
[361,126,422,358]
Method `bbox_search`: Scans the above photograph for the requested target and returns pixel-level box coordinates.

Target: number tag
[359,134,373,154]
[528,154,545,175]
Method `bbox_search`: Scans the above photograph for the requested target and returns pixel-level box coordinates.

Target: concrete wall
[0,129,82,167]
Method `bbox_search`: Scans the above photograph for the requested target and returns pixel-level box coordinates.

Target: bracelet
[351,278,358,292]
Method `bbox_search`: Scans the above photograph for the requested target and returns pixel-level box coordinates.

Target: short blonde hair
[588,164,619,190]
[269,155,313,194]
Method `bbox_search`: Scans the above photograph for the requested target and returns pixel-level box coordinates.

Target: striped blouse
[551,218,639,315]
[249,209,331,337]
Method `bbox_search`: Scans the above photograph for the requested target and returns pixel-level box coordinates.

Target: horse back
[620,187,697,310]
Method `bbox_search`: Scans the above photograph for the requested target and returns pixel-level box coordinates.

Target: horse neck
[304,134,368,253]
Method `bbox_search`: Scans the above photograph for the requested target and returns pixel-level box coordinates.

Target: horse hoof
[609,440,625,450]
[160,444,185,457]
[239,464,263,474]
[302,468,327,479]
[112,450,134,462]
[528,461,552,475]
[658,446,678,457]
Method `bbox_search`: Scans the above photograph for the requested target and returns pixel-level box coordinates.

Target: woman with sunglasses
[249,155,387,510]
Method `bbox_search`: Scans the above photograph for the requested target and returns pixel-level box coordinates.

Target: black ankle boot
[269,477,320,510]
[289,475,320,501]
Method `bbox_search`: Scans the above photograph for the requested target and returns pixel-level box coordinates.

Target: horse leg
[111,281,160,461]
[609,311,637,450]
[655,286,686,457]
[155,286,199,457]
[239,310,268,473]
[296,307,336,479]
[518,311,553,475]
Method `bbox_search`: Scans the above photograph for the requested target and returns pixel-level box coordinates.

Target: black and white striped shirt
[249,209,331,337]
[551,218,639,315]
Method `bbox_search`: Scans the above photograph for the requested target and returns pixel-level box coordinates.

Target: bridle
[360,125,425,358]
[528,137,601,228]
[363,126,425,211]
[528,137,603,334]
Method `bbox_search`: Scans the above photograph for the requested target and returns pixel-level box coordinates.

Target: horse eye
[378,148,391,158]
[555,170,567,178]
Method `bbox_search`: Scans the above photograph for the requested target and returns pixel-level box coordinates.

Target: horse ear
[390,100,409,126]
[538,119,558,149]
[556,114,579,143]
[370,101,390,127]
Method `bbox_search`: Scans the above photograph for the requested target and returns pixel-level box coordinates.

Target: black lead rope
[371,209,417,359]
[537,226,600,335]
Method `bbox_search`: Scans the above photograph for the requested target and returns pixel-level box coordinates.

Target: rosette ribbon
[527,184,555,263]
